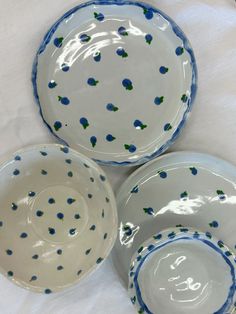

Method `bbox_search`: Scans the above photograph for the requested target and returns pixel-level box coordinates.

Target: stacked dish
[0,0,235,313]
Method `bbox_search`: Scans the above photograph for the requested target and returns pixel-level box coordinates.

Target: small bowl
[0,144,117,293]
[128,228,236,314]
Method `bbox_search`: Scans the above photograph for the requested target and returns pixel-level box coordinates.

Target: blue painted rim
[32,0,198,167]
[133,236,235,314]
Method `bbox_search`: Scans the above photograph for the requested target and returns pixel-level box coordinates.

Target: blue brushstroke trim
[134,237,235,314]
[32,0,198,166]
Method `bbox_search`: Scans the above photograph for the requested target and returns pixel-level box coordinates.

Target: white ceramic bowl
[0,144,117,293]
[128,228,236,314]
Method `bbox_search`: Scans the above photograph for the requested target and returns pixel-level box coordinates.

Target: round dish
[32,0,197,166]
[0,144,117,293]
[113,152,236,285]
[128,228,236,314]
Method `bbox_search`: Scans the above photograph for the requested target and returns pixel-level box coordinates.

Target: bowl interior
[129,228,236,314]
[0,144,117,293]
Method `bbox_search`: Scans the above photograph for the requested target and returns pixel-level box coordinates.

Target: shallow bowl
[128,228,236,314]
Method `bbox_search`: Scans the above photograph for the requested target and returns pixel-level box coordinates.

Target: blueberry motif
[106,197,110,203]
[153,234,162,240]
[145,34,153,44]
[20,232,28,238]
[77,270,82,276]
[106,134,116,142]
[68,171,73,177]
[116,48,128,58]
[87,78,99,86]
[40,151,47,156]
[54,121,62,131]
[180,191,188,199]
[189,167,198,175]
[159,66,169,74]
[138,247,144,254]
[143,8,153,19]
[14,155,21,161]
[0,221,3,227]
[134,120,147,130]
[122,79,133,91]
[124,144,137,153]
[36,210,44,217]
[57,213,64,220]
[13,169,20,176]
[104,233,108,239]
[61,63,70,72]
[90,136,97,147]
[6,249,13,255]
[44,289,52,294]
[65,159,72,164]
[131,185,139,193]
[30,275,37,282]
[209,220,219,228]
[176,47,184,56]
[67,198,75,204]
[143,207,154,215]
[118,26,128,36]
[57,265,64,271]
[48,198,55,204]
[148,245,155,251]
[48,81,57,89]
[193,231,200,238]
[96,257,103,264]
[54,37,63,48]
[102,209,105,218]
[90,177,94,182]
[158,171,167,179]
[180,228,189,233]
[80,34,91,43]
[57,249,62,255]
[69,228,76,235]
[225,251,232,257]
[93,51,101,62]
[164,123,172,131]
[205,231,212,238]
[181,94,188,103]
[41,169,47,175]
[28,191,36,197]
[168,231,176,239]
[8,271,13,277]
[94,12,104,21]
[86,249,91,255]
[32,254,39,259]
[60,146,69,154]
[218,241,224,248]
[58,96,70,105]
[83,163,90,168]
[217,190,225,201]
[106,103,119,112]
[48,228,55,235]
[154,96,164,105]
[80,117,89,129]
[74,214,80,219]
[11,203,18,211]
[100,175,106,182]
[90,225,96,231]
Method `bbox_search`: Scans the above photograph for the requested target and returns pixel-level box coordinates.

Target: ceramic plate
[32,0,197,166]
[113,152,236,285]
[0,144,117,293]
[128,228,236,314]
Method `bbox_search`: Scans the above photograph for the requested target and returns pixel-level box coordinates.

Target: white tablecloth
[0,0,235,313]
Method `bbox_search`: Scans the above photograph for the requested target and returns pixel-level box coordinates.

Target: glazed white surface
[0,0,236,313]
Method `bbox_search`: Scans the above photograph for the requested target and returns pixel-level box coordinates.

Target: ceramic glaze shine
[138,240,231,314]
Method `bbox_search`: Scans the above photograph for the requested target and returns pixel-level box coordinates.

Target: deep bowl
[0,144,117,293]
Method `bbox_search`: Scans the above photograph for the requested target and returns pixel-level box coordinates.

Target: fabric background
[0,0,235,313]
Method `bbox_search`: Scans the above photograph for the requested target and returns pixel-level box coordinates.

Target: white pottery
[113,152,236,285]
[128,228,236,314]
[0,144,117,293]
[32,0,197,166]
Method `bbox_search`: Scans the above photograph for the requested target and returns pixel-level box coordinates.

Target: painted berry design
[143,8,153,20]
[134,120,147,130]
[94,12,104,21]
[164,123,172,131]
[176,47,184,56]
[93,51,101,62]
[58,96,70,105]
[124,144,137,153]
[143,207,154,215]
[54,37,63,48]
[80,34,91,43]
[90,136,97,147]
[87,78,99,86]
[122,79,133,90]
[80,117,89,129]
[48,81,57,89]
[159,66,169,74]
[118,26,128,36]
[106,103,119,112]
[145,34,153,44]
[116,48,128,58]
[54,121,62,131]
[217,190,226,201]
[154,96,164,105]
